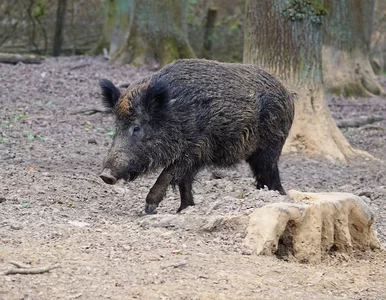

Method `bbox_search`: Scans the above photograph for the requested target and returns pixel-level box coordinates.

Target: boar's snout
[100,168,117,185]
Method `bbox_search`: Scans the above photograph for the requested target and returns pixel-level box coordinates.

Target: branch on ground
[336,115,384,128]
[5,263,60,275]
[69,107,112,115]
[0,53,45,64]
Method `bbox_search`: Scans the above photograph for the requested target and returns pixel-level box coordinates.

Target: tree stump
[244,190,381,263]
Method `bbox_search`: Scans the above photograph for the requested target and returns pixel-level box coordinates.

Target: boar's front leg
[145,168,172,214]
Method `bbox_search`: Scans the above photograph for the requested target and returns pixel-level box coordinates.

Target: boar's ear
[143,81,169,115]
[100,79,121,108]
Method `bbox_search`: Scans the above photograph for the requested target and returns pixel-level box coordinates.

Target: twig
[206,199,222,215]
[10,261,31,269]
[69,63,91,71]
[69,106,112,115]
[24,115,53,121]
[161,260,187,270]
[336,115,384,128]
[5,264,60,275]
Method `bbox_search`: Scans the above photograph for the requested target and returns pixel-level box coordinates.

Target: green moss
[328,83,369,98]
[158,36,180,67]
[311,1,328,16]
[329,86,342,96]
[178,40,196,60]
[157,36,195,67]
[343,83,368,98]
[283,0,328,24]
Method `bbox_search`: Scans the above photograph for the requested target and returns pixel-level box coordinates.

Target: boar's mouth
[100,158,149,184]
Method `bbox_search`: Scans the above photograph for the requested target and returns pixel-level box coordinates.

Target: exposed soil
[0,56,385,300]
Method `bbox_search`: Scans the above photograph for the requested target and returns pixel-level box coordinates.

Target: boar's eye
[130,125,141,136]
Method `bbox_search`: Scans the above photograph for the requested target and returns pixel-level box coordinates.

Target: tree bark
[322,0,385,97]
[93,0,195,67]
[244,0,361,160]
[53,0,67,57]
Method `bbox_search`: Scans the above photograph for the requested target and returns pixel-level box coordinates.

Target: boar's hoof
[145,203,158,215]
[100,169,117,185]
[177,203,195,213]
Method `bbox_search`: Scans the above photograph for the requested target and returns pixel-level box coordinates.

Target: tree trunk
[93,0,195,67]
[322,0,385,97]
[244,0,360,160]
[53,0,67,57]
[202,7,218,58]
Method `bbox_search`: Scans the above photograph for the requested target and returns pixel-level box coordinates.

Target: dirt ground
[0,56,385,300]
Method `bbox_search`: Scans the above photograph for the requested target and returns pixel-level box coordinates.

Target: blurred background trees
[90,0,195,67]
[0,0,245,62]
[0,0,104,56]
[322,0,385,97]
[1,0,384,73]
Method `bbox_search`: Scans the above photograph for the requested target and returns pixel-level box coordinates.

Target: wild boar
[99,59,294,214]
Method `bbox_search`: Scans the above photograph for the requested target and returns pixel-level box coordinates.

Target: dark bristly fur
[99,59,295,214]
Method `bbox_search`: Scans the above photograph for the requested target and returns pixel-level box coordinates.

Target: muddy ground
[0,56,385,299]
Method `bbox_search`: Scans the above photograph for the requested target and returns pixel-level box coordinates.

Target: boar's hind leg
[247,150,286,195]
[176,173,196,213]
[145,168,172,214]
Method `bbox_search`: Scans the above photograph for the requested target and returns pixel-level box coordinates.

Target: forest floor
[0,56,385,300]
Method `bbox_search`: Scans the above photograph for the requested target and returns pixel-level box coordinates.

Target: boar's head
[99,79,173,185]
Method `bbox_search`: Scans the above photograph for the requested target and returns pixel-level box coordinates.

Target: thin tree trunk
[89,0,116,55]
[244,0,361,160]
[322,0,385,97]
[70,0,76,55]
[27,0,39,54]
[202,7,218,58]
[53,0,67,57]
